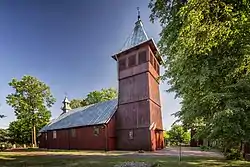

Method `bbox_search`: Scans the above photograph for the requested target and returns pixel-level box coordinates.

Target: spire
[119,7,149,52]
[61,96,71,114]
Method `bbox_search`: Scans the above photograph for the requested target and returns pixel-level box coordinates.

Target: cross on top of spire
[137,7,141,21]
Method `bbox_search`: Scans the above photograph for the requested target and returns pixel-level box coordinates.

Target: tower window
[128,54,136,67]
[138,51,147,64]
[71,128,76,138]
[154,58,158,71]
[119,58,126,71]
[150,53,154,67]
[156,63,160,74]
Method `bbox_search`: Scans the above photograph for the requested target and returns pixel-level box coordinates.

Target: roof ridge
[69,98,118,112]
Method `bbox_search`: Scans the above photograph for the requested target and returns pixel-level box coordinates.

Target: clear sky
[0,0,181,130]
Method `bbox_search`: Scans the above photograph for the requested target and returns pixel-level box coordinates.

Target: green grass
[0,150,250,167]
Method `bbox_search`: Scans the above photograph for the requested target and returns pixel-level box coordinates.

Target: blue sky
[0,0,181,130]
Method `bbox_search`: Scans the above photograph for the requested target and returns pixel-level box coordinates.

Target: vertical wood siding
[116,41,164,151]
[39,116,116,150]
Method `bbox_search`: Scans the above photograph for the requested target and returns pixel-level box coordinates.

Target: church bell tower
[112,8,164,151]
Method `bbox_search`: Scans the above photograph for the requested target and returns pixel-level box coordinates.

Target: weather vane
[137,7,140,21]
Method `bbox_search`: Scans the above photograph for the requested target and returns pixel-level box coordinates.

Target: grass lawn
[0,150,250,167]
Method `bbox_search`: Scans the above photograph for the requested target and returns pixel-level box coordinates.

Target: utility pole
[178,129,183,162]
[179,141,182,161]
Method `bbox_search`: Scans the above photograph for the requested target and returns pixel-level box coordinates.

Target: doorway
[155,130,163,150]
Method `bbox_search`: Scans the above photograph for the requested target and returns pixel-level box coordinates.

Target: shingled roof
[39,99,118,132]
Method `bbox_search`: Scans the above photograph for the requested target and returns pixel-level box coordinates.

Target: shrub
[224,148,243,160]
[200,145,210,151]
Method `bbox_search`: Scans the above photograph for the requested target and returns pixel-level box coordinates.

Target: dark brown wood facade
[38,115,116,151]
[115,41,164,151]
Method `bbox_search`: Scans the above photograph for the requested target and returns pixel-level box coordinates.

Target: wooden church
[38,12,164,151]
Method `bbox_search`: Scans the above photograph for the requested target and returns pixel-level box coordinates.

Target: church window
[138,51,147,64]
[119,58,126,71]
[128,130,134,140]
[71,128,76,138]
[93,126,100,136]
[53,131,57,139]
[128,54,136,67]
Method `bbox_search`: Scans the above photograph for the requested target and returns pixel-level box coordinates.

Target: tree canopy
[6,75,56,145]
[0,129,9,144]
[70,88,118,109]
[166,125,190,146]
[149,0,250,155]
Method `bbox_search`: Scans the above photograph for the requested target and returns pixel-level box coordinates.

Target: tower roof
[112,8,163,64]
[120,19,149,52]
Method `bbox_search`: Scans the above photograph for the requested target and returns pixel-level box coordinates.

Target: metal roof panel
[120,20,148,52]
[39,99,117,132]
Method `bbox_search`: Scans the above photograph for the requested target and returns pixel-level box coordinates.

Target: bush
[0,142,12,151]
[224,148,243,160]
[200,145,210,151]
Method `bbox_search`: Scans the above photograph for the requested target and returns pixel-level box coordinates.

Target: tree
[70,88,118,109]
[167,125,190,146]
[70,99,87,109]
[163,130,170,146]
[8,119,32,145]
[6,75,56,146]
[0,128,11,150]
[0,129,9,143]
[149,0,250,157]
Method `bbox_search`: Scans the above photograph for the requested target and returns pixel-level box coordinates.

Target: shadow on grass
[0,153,250,167]
[3,148,104,152]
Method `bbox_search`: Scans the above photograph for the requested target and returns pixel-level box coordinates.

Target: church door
[155,131,161,150]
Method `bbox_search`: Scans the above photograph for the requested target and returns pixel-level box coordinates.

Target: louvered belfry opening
[112,17,164,151]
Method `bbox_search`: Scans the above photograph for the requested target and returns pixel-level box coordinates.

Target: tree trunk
[33,125,37,147]
[31,128,34,147]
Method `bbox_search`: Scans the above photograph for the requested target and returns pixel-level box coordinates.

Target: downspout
[68,129,70,150]
[115,54,119,103]
[104,124,108,152]
[47,131,49,150]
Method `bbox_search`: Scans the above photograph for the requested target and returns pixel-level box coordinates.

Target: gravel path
[132,147,224,158]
